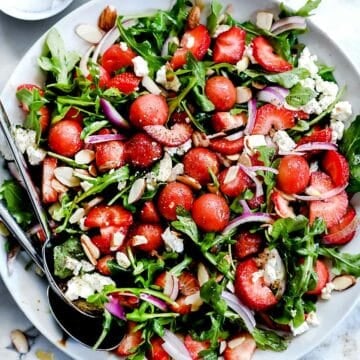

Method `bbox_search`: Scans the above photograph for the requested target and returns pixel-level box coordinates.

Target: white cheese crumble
[155,65,181,92]
[161,227,184,253]
[306,311,320,327]
[14,127,36,154]
[321,282,335,300]
[144,172,157,191]
[235,56,250,73]
[300,77,316,91]
[165,139,192,157]
[263,249,286,287]
[290,320,310,336]
[298,47,318,77]
[65,273,115,301]
[315,76,339,97]
[272,130,296,154]
[119,42,128,51]
[331,101,352,122]
[64,256,95,276]
[132,56,149,77]
[330,120,345,143]
[309,161,319,173]
[300,98,322,115]
[26,145,46,165]
[244,135,267,155]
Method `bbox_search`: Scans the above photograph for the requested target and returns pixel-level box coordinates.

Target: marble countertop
[0,0,359,359]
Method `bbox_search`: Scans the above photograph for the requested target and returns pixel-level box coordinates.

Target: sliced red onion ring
[79,45,95,78]
[161,330,192,360]
[272,22,307,36]
[104,295,126,320]
[244,98,257,135]
[293,183,348,201]
[248,165,279,175]
[271,16,306,33]
[295,142,337,153]
[225,130,244,141]
[100,98,130,129]
[163,272,179,300]
[238,164,264,198]
[221,291,256,332]
[239,199,251,215]
[139,293,167,311]
[85,133,127,144]
[92,26,120,62]
[257,86,289,107]
[223,212,273,234]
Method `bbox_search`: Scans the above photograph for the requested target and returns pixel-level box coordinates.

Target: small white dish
[0,0,74,21]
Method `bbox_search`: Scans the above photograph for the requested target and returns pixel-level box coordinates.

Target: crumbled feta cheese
[272,130,296,154]
[321,282,335,300]
[315,76,339,97]
[117,181,127,191]
[155,65,181,92]
[244,135,267,155]
[298,47,318,77]
[161,227,184,253]
[330,120,345,142]
[132,56,149,77]
[306,311,320,327]
[14,127,36,154]
[263,249,286,287]
[244,44,258,64]
[300,98,322,115]
[300,77,316,91]
[212,24,231,38]
[309,161,319,173]
[165,139,192,157]
[64,256,95,276]
[331,101,352,122]
[168,163,185,182]
[119,42,128,51]
[26,145,46,165]
[290,320,310,336]
[318,94,336,111]
[116,251,131,269]
[252,270,265,284]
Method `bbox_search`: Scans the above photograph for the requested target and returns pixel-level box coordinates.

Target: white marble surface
[0,0,359,359]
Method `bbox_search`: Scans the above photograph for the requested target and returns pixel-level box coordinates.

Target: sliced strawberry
[170,25,211,70]
[91,234,112,255]
[321,150,349,187]
[42,157,58,204]
[211,112,247,132]
[169,296,192,314]
[252,104,295,135]
[234,232,263,259]
[257,312,291,332]
[154,271,167,289]
[112,292,140,308]
[140,201,161,223]
[96,255,114,275]
[296,127,332,146]
[309,172,348,228]
[148,337,170,360]
[16,84,44,112]
[184,335,210,360]
[115,322,143,356]
[95,139,126,172]
[143,122,193,147]
[38,106,50,132]
[84,205,133,228]
[306,259,329,295]
[218,166,252,198]
[64,107,84,123]
[223,333,256,360]
[247,194,265,210]
[213,26,246,64]
[178,272,200,296]
[101,44,137,74]
[235,258,278,311]
[322,206,358,245]
[108,72,141,94]
[209,136,244,155]
[130,223,164,252]
[125,132,163,168]
[252,36,293,73]
[205,76,237,111]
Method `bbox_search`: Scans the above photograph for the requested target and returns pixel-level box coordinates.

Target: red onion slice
[239,199,251,215]
[295,142,337,153]
[248,165,279,175]
[225,130,244,141]
[238,164,264,198]
[161,330,192,360]
[104,295,126,320]
[221,291,256,332]
[85,133,127,144]
[257,86,289,107]
[92,27,120,62]
[163,272,179,300]
[139,293,167,311]
[293,184,348,201]
[79,45,95,78]
[272,22,307,36]
[100,98,130,129]
[244,98,257,135]
[271,16,306,31]
[223,212,273,234]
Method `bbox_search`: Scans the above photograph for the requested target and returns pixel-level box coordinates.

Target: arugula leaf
[318,247,360,277]
[280,0,321,17]
[252,328,288,351]
[53,238,85,279]
[200,279,227,315]
[207,0,223,35]
[317,63,336,82]
[265,68,310,88]
[270,215,309,242]
[38,28,80,92]
[286,83,316,107]
[340,115,360,192]
[171,215,199,243]
[0,180,33,226]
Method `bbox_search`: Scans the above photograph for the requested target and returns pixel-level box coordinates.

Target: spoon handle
[0,201,44,271]
[0,100,51,241]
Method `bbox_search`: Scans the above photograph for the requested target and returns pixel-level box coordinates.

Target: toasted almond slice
[75,149,95,165]
[80,234,100,265]
[176,174,201,190]
[132,235,148,246]
[54,167,81,187]
[110,231,126,252]
[192,131,210,147]
[10,330,29,354]
[76,24,103,44]
[256,11,274,31]
[184,291,203,311]
[128,178,146,204]
[197,263,209,286]
[157,153,173,182]
[51,179,68,193]
[84,196,104,212]
[236,86,252,104]
[223,165,240,185]
[69,208,86,224]
[98,5,117,31]
[228,336,245,349]
[116,251,131,268]
[331,275,356,291]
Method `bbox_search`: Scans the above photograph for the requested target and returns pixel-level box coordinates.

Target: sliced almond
[176,175,202,190]
[84,196,104,212]
[157,153,173,182]
[192,131,210,147]
[116,251,131,268]
[223,165,240,185]
[235,56,249,72]
[226,154,240,161]
[236,86,252,104]
[132,235,148,246]
[331,275,356,291]
[228,337,245,349]
[98,5,117,32]
[128,178,146,204]
[69,208,86,224]
[256,11,274,31]
[54,167,81,187]
[197,263,209,286]
[110,231,125,252]
[237,152,252,167]
[89,164,98,177]
[187,5,201,29]
[252,81,266,90]
[51,179,68,193]
[217,153,231,167]
[80,234,100,265]
[10,329,29,354]
[219,340,227,355]
[75,24,103,44]
[80,181,93,192]
[75,149,95,165]
[184,291,203,311]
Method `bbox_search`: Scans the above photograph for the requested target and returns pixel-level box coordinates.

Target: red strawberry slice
[115,322,143,356]
[184,335,210,360]
[101,44,137,74]
[143,122,193,147]
[209,136,244,155]
[321,150,349,187]
[130,223,164,252]
[252,36,293,73]
[108,72,141,94]
[306,259,329,295]
[223,333,256,360]
[234,231,263,259]
[95,139,126,172]
[213,27,246,64]
[178,272,200,296]
[140,201,161,223]
[169,296,192,314]
[297,128,332,146]
[252,104,295,135]
[42,157,58,204]
[84,205,133,228]
[309,172,348,228]
[218,166,252,198]
[148,337,170,360]
[170,25,211,70]
[211,112,247,132]
[96,255,114,275]
[235,258,278,311]
[322,206,358,245]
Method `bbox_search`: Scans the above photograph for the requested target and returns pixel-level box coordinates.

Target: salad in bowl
[1,0,360,359]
